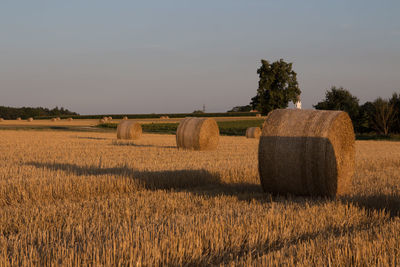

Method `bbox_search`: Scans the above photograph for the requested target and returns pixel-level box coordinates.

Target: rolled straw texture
[246,127,261,139]
[117,120,142,140]
[258,109,355,197]
[176,117,219,150]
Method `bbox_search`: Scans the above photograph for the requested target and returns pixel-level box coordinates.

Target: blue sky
[1,1,399,114]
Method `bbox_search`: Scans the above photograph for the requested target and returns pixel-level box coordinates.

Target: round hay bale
[117,120,142,140]
[27,118,33,122]
[17,117,21,121]
[256,114,262,117]
[67,118,73,121]
[99,119,106,123]
[56,117,61,121]
[108,116,112,121]
[246,127,261,139]
[0,118,4,122]
[258,109,355,197]
[102,116,109,122]
[123,116,128,120]
[176,117,219,150]
[51,118,57,122]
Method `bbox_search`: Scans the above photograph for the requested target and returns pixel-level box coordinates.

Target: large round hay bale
[246,127,261,139]
[56,117,61,121]
[0,118,4,122]
[123,116,128,120]
[67,118,73,121]
[117,120,142,140]
[176,117,219,150]
[51,118,57,122]
[108,116,112,121]
[27,118,33,122]
[99,119,106,123]
[17,117,21,121]
[258,109,355,197]
[256,114,262,117]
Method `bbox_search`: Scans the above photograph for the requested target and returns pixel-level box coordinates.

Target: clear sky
[1,1,399,115]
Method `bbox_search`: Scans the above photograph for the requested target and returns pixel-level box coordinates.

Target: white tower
[295,100,302,109]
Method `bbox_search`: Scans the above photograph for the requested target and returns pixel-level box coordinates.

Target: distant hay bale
[176,117,219,150]
[27,118,33,122]
[123,116,128,120]
[99,119,106,123]
[102,116,109,122]
[67,118,73,121]
[56,117,61,121]
[17,117,21,121]
[246,127,261,139]
[0,118,3,122]
[258,109,355,197]
[117,120,142,140]
[160,116,169,119]
[108,116,112,121]
[256,114,262,117]
[51,118,57,122]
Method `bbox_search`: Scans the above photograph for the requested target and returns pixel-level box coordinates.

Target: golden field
[0,116,262,128]
[0,130,399,266]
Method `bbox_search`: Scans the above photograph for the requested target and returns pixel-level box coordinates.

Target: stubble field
[0,130,400,266]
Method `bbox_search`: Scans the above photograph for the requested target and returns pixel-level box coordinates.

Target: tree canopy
[0,106,78,120]
[251,59,301,115]
[313,86,360,122]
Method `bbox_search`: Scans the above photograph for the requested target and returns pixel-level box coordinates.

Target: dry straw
[117,120,142,140]
[246,127,261,139]
[27,118,33,122]
[258,109,355,197]
[176,117,219,150]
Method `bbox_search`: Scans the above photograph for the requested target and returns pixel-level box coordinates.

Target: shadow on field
[74,136,110,141]
[189,219,380,266]
[25,161,262,198]
[341,194,400,218]
[111,142,176,149]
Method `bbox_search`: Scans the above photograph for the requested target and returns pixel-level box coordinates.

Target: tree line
[0,106,78,120]
[230,59,399,136]
[314,87,399,136]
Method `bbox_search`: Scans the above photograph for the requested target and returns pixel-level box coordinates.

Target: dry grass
[0,130,399,266]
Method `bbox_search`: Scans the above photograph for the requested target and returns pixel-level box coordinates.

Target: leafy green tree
[228,105,252,112]
[357,101,375,133]
[389,92,400,133]
[252,59,301,115]
[371,98,396,136]
[314,86,360,127]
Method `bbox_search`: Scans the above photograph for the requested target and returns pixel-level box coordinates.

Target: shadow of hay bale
[111,141,176,149]
[341,194,400,217]
[25,162,260,196]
